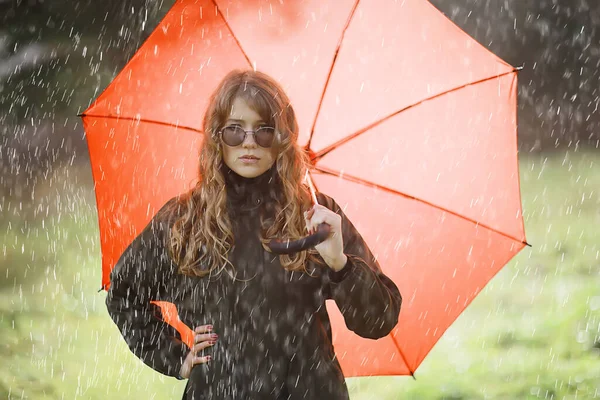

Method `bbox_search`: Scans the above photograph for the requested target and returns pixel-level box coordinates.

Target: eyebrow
[226,118,266,124]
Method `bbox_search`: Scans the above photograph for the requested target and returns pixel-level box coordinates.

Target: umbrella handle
[267,223,331,254]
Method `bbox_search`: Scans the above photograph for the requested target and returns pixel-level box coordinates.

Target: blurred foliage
[1,150,599,398]
[0,0,172,224]
[430,0,600,151]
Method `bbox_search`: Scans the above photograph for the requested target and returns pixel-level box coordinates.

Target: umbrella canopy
[82,0,527,377]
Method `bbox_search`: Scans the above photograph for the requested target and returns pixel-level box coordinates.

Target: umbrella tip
[525,241,532,248]
[411,371,416,380]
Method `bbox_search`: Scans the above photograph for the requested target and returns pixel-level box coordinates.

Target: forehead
[227,97,263,120]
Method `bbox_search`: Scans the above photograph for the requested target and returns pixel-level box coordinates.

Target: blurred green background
[2,0,600,399]
[2,150,598,399]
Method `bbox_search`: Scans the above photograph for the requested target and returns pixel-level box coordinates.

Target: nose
[241,132,258,148]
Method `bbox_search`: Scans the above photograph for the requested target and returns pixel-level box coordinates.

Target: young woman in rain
[106,70,401,399]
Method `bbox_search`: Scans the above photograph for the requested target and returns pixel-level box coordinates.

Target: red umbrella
[82,0,528,377]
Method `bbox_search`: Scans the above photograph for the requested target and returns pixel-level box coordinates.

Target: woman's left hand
[304,205,347,271]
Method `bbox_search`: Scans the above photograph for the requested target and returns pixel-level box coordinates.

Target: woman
[106,70,401,399]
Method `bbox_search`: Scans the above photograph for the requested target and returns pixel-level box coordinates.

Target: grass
[1,149,599,399]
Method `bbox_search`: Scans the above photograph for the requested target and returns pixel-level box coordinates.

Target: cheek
[222,146,235,165]
[269,147,279,162]
[266,150,278,167]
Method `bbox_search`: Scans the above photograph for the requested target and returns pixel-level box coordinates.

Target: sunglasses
[220,125,276,148]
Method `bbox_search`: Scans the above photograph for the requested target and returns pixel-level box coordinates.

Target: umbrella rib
[211,0,253,68]
[313,69,519,160]
[313,165,531,247]
[390,334,416,380]
[79,114,203,134]
[306,0,361,149]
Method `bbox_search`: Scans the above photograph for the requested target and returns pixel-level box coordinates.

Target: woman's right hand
[178,325,217,379]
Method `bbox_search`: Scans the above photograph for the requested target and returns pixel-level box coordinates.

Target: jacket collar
[223,164,279,215]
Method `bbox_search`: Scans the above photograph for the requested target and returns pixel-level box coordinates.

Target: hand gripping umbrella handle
[267,223,331,254]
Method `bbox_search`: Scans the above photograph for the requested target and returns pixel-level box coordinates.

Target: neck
[223,164,278,214]
[222,164,275,187]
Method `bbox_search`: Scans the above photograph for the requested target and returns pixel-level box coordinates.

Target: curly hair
[165,70,320,278]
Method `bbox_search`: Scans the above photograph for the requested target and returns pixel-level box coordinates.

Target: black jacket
[105,168,402,399]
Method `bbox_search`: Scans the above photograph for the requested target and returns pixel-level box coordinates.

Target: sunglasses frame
[219,125,276,148]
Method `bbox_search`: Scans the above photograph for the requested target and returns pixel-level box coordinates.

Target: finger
[307,208,326,232]
[193,340,215,353]
[303,210,312,226]
[195,333,218,343]
[305,210,317,234]
[309,210,339,235]
[311,219,322,234]
[194,325,213,334]
[193,355,212,365]
[305,204,339,234]
[304,214,312,233]
[305,206,318,219]
[306,206,326,233]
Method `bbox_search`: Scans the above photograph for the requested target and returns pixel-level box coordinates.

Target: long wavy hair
[165,70,320,278]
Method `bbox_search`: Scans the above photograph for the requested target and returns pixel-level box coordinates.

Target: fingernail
[211,334,219,339]
[206,356,212,361]
[209,340,216,345]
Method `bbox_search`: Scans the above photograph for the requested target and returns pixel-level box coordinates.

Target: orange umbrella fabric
[82,0,527,377]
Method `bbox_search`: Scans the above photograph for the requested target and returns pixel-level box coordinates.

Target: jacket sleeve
[105,210,189,378]
[320,194,402,339]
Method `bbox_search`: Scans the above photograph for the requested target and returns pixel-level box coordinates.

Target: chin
[231,164,271,178]
[236,170,262,178]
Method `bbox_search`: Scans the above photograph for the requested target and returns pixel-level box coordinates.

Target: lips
[240,156,259,160]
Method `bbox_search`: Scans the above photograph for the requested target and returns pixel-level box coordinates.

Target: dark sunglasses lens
[221,126,275,147]
[255,128,275,147]
[222,126,244,146]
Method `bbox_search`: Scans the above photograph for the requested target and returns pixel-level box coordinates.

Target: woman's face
[221,97,278,178]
